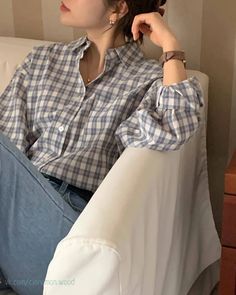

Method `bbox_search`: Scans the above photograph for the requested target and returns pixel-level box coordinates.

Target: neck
[84,32,126,70]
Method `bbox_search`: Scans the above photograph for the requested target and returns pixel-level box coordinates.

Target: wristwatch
[159,50,186,68]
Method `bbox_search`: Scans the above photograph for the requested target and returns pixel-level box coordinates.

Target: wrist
[162,36,183,52]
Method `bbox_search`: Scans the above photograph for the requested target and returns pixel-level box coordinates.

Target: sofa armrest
[43,146,184,295]
[0,37,54,94]
[43,71,221,295]
[43,237,122,295]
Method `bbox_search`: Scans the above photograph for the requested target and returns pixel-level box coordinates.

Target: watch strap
[159,50,186,68]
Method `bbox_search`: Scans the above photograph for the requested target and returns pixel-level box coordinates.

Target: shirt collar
[67,35,144,69]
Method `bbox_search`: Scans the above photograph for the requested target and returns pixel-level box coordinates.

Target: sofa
[0,36,221,295]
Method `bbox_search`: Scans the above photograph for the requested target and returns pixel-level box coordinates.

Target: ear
[117,0,129,18]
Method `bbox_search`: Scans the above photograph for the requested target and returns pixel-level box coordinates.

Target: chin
[59,16,82,28]
[59,16,73,26]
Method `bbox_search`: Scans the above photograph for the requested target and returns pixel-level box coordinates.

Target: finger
[139,23,152,36]
[131,14,152,40]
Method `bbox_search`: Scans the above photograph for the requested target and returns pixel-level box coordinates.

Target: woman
[0,0,204,294]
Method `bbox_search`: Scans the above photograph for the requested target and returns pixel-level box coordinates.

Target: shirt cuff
[156,76,205,111]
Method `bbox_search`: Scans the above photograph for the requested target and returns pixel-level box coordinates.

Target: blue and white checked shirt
[0,35,204,193]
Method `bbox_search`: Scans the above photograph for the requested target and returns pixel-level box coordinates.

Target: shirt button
[58,126,64,132]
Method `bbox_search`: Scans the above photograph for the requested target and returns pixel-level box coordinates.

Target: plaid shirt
[0,35,204,193]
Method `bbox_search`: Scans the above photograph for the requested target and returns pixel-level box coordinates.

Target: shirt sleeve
[114,75,205,155]
[0,49,34,154]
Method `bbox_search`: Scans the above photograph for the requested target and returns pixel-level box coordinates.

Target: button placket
[58,125,64,133]
[53,121,68,149]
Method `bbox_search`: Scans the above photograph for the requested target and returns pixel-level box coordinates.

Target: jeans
[0,131,91,295]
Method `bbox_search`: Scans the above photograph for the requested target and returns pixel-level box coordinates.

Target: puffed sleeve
[0,48,34,154]
[114,75,205,155]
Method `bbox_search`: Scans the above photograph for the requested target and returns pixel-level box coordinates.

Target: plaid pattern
[0,35,204,192]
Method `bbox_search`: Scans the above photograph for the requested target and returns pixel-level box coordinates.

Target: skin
[131,11,187,85]
[59,0,187,86]
[59,0,128,73]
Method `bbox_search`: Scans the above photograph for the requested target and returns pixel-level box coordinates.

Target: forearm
[162,37,187,86]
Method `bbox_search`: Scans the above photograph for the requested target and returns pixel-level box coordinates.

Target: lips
[60,1,70,11]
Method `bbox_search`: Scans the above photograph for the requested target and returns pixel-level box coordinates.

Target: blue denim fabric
[46,179,89,213]
[0,131,89,295]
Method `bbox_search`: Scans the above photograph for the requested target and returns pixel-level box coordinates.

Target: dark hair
[103,0,167,45]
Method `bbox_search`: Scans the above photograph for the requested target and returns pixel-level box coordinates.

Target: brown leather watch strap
[159,50,186,68]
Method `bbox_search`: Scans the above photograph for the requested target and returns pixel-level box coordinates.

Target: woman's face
[59,0,113,32]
